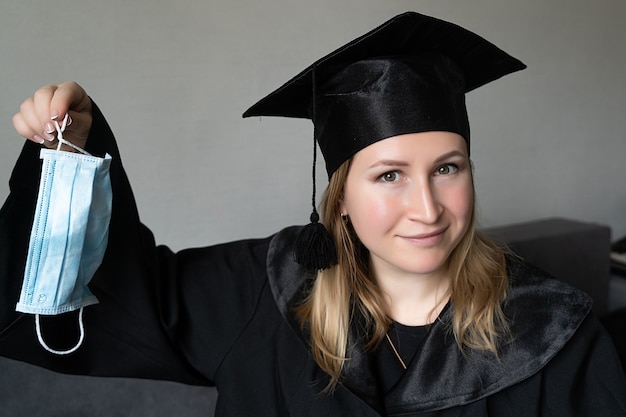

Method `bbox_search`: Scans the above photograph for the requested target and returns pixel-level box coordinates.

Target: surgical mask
[16,115,112,354]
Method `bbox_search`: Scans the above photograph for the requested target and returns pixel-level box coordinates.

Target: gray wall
[0,1,624,415]
[1,0,626,251]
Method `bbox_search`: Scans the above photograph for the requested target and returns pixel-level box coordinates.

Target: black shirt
[374,322,431,394]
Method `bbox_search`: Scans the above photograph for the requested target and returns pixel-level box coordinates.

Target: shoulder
[505,254,593,303]
[451,257,594,401]
[487,256,595,388]
[504,255,593,342]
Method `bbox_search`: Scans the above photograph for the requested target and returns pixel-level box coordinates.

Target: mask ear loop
[34,307,86,355]
[54,114,91,156]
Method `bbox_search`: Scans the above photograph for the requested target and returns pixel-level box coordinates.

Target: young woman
[2,12,625,416]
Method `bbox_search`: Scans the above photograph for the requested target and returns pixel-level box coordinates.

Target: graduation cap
[243,11,526,271]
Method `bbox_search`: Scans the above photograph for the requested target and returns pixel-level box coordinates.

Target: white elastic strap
[35,307,86,355]
[54,114,91,156]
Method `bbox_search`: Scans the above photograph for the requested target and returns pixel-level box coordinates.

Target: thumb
[49,81,91,122]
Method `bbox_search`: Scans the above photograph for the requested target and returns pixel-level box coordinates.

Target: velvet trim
[266,226,593,412]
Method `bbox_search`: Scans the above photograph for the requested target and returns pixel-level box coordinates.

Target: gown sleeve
[0,101,271,386]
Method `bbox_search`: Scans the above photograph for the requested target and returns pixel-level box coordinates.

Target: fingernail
[50,111,59,120]
[45,122,55,134]
[66,115,72,126]
[43,131,56,141]
[34,135,45,144]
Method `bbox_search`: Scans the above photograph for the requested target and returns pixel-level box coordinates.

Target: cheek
[447,181,474,221]
[345,189,396,234]
[362,195,391,218]
[344,183,375,216]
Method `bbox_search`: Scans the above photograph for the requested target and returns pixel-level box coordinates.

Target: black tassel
[293,65,337,271]
[293,210,337,271]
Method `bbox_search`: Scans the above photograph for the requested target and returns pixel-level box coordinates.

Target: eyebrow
[368,159,410,169]
[367,150,467,169]
[433,150,467,163]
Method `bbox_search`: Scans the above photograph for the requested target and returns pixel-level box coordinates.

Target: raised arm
[2,82,276,391]
[2,85,211,385]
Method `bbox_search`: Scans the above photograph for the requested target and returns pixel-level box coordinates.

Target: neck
[373,263,451,326]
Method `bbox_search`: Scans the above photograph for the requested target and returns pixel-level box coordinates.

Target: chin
[388,250,453,277]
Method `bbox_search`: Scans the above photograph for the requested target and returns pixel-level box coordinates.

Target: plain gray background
[1,0,625,252]
[0,1,625,415]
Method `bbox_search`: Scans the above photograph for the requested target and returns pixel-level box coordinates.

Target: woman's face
[340,131,473,282]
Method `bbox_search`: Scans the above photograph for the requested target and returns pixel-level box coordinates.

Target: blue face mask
[16,118,112,354]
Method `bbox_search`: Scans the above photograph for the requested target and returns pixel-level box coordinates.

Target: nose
[405,180,442,224]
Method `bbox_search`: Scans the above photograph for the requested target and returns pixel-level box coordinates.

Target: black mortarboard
[243,11,526,271]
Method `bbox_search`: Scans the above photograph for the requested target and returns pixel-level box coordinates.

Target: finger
[50,81,90,122]
[32,84,57,124]
[15,98,48,142]
[63,110,90,137]
[12,112,41,143]
[32,86,65,146]
[29,85,60,142]
[50,82,92,149]
[13,111,57,147]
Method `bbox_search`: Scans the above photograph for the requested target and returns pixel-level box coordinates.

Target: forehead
[351,131,468,165]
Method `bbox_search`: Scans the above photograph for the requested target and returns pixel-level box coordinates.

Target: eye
[379,171,400,182]
[435,163,458,176]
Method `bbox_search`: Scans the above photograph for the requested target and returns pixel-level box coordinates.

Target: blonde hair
[295,158,509,391]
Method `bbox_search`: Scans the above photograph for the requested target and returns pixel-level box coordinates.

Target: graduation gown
[1,104,625,416]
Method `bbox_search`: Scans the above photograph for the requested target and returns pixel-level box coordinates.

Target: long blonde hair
[295,158,509,391]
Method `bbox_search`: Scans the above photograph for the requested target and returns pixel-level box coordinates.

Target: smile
[399,227,448,246]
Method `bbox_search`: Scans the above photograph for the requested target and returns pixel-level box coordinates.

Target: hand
[13,81,93,151]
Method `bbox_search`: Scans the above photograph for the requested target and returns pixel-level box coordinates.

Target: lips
[399,226,448,246]
[410,228,447,239]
